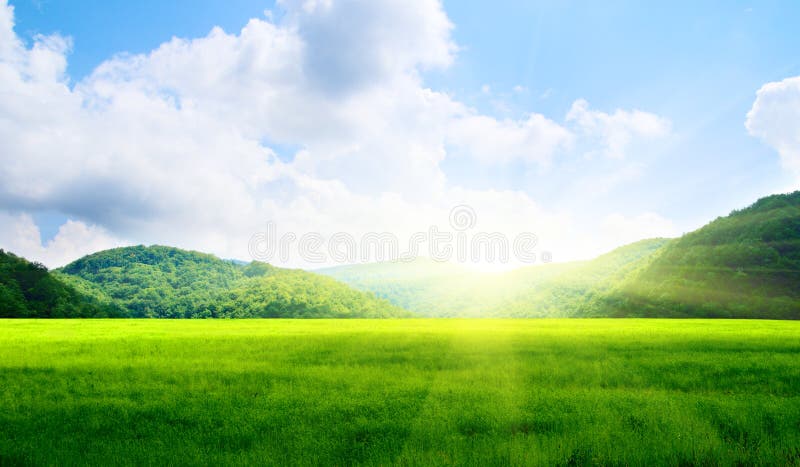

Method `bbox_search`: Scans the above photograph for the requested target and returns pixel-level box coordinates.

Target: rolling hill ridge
[599,191,800,318]
[0,246,408,318]
[322,191,800,319]
[0,249,124,318]
[0,191,797,319]
[319,238,671,317]
[56,245,409,318]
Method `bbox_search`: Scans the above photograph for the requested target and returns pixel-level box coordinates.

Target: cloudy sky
[1,0,799,268]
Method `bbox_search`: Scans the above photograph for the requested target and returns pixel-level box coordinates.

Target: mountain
[56,245,409,318]
[323,191,800,319]
[318,258,480,316]
[0,249,124,318]
[201,267,408,318]
[320,239,669,317]
[3,191,798,319]
[58,246,243,318]
[599,191,800,318]
[496,238,670,317]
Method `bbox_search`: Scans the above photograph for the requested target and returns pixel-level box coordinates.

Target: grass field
[1,319,799,466]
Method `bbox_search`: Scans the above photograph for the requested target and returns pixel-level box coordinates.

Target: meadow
[0,319,799,466]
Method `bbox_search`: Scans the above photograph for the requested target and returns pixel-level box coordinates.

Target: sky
[1,0,799,269]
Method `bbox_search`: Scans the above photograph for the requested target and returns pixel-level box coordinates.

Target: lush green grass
[1,319,799,466]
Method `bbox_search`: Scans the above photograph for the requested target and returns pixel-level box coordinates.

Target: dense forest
[323,191,800,319]
[0,246,408,318]
[1,192,798,319]
[598,191,800,318]
[0,250,124,317]
[320,238,670,317]
[498,238,670,317]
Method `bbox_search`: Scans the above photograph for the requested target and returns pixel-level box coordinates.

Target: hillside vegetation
[0,250,123,318]
[1,191,798,319]
[0,246,406,318]
[319,258,486,316]
[320,239,669,317]
[601,191,800,318]
[323,191,800,319]
[498,238,670,317]
[55,245,408,318]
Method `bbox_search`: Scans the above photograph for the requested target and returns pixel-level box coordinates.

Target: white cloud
[0,0,674,268]
[446,111,573,165]
[595,212,676,256]
[746,76,800,179]
[0,0,19,60]
[278,0,456,94]
[0,212,126,267]
[566,99,671,159]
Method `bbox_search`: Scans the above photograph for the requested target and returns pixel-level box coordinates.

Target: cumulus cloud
[746,76,800,178]
[0,0,19,60]
[566,99,671,159]
[279,0,455,94]
[446,110,573,165]
[0,212,126,267]
[0,0,673,267]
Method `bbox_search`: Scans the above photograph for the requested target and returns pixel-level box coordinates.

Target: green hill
[199,268,408,318]
[0,250,124,318]
[3,191,798,319]
[323,191,800,319]
[58,246,242,318]
[318,258,480,316]
[496,238,670,317]
[55,245,407,318]
[320,239,669,317]
[319,258,576,317]
[600,191,800,318]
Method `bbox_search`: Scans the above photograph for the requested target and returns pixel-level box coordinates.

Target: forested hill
[0,250,124,318]
[2,191,798,319]
[320,239,669,317]
[496,238,670,317]
[318,258,477,316]
[600,191,800,318]
[58,246,243,317]
[25,245,407,318]
[321,191,800,319]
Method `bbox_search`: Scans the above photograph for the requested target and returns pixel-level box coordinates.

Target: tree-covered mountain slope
[58,246,243,318]
[496,238,670,317]
[323,191,800,319]
[0,249,124,317]
[56,245,409,318]
[600,191,800,318]
[3,191,797,319]
[320,239,669,317]
[199,269,409,318]
[318,258,482,316]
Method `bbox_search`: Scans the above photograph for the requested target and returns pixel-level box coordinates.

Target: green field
[1,319,799,466]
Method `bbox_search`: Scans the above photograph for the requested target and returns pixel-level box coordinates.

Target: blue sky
[2,0,800,267]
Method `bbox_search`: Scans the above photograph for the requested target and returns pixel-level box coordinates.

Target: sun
[459,260,519,274]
